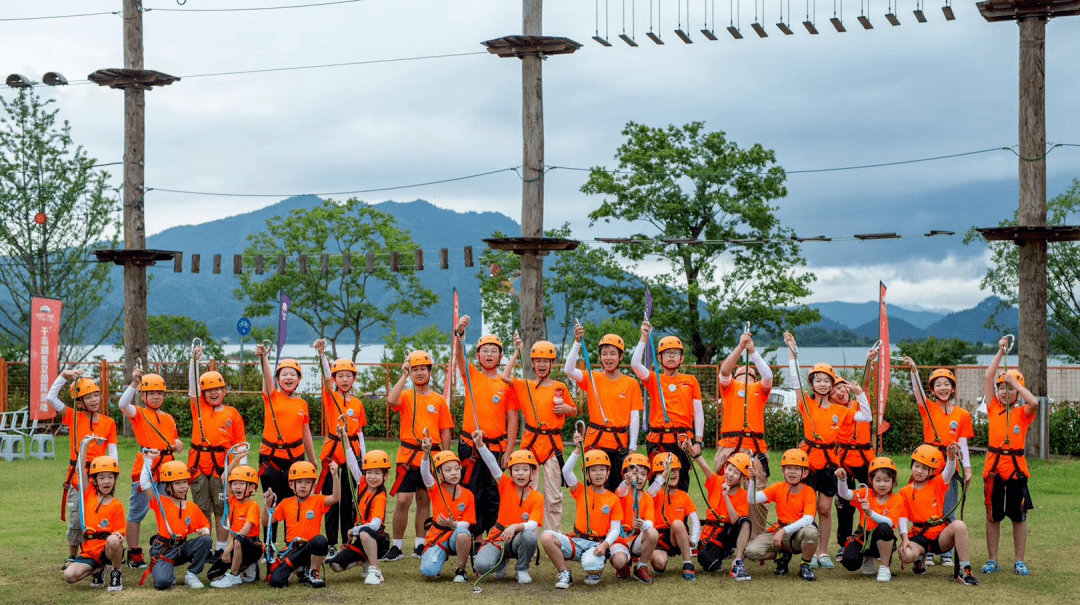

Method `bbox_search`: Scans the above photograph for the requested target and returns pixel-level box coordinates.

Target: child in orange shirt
[745,449,820,581]
[327,433,391,586]
[207,457,263,588]
[63,456,126,592]
[687,446,753,581]
[646,452,700,581]
[835,457,906,582]
[386,350,454,561]
[540,434,622,589]
[418,438,476,582]
[610,452,658,584]
[265,460,341,588]
[898,445,978,585]
[255,345,316,508]
[140,452,215,590]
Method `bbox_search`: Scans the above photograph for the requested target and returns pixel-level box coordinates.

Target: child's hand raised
[834,467,847,481]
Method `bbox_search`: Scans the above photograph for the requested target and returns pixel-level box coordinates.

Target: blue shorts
[128,482,154,523]
[72,554,106,571]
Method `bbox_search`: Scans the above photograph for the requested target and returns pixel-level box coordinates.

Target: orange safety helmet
[598,334,626,353]
[432,450,461,469]
[996,369,1026,389]
[408,350,434,368]
[927,368,956,389]
[507,449,538,469]
[476,334,504,352]
[228,465,259,484]
[288,461,318,481]
[651,452,682,473]
[331,358,357,375]
[657,336,684,354]
[725,452,753,478]
[584,450,611,469]
[530,341,557,360]
[89,456,120,475]
[70,377,100,401]
[362,450,392,471]
[622,452,650,472]
[199,371,226,390]
[780,448,810,469]
[911,445,943,470]
[868,456,898,475]
[807,363,838,384]
[141,374,167,392]
[276,358,303,378]
[159,460,191,483]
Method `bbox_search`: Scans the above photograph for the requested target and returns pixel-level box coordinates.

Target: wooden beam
[191,254,200,274]
[440,248,449,269]
[212,254,221,274]
[464,246,473,267]
[342,252,351,275]
[277,255,286,275]
[233,254,243,275]
[299,254,308,275]
[321,253,329,275]
[366,252,375,273]
[255,254,264,275]
[415,249,424,271]
[173,252,183,272]
[390,252,399,272]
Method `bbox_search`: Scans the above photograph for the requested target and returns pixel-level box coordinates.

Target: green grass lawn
[2,436,1078,604]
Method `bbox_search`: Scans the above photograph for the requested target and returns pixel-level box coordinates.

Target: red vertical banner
[876,282,891,441]
[443,288,460,403]
[30,297,63,421]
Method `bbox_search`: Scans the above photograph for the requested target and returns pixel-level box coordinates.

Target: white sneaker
[584,572,602,585]
[517,570,533,584]
[877,565,892,582]
[941,553,953,566]
[240,563,258,583]
[555,569,573,589]
[925,555,936,566]
[861,556,876,576]
[210,572,241,589]
[365,568,384,586]
[185,571,205,589]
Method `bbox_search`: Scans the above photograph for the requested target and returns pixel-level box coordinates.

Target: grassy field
[1,435,1078,604]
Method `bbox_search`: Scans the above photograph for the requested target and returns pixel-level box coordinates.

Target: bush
[1049,403,1080,456]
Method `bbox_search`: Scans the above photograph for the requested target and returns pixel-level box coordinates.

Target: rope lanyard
[576,420,592,536]
[577,322,610,426]
[191,339,209,447]
[790,343,822,441]
[741,322,751,429]
[459,332,481,432]
[647,330,671,423]
[261,339,286,444]
[77,434,105,533]
[221,442,252,538]
[1001,334,1015,446]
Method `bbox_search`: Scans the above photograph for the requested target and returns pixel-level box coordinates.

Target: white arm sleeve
[836,478,854,501]
[47,375,67,413]
[344,445,362,483]
[188,356,197,397]
[321,355,332,377]
[693,399,704,439]
[108,443,118,460]
[629,411,640,450]
[477,443,503,480]
[688,511,701,545]
[357,432,367,458]
[647,476,665,497]
[748,478,769,504]
[899,517,909,536]
[782,514,814,535]
[562,450,580,488]
[118,386,138,418]
[563,342,584,383]
[630,342,649,380]
[751,353,773,383]
[363,518,383,532]
[604,520,621,545]
[456,521,471,530]
[958,437,971,468]
[853,393,872,422]
[941,457,956,484]
[869,510,892,527]
[420,455,435,489]
[139,457,154,491]
[523,520,539,532]
[640,520,654,532]
[788,359,801,390]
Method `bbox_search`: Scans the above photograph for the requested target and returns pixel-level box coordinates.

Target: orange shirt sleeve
[437,396,454,432]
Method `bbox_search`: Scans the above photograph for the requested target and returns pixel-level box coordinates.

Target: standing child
[744,449,820,581]
[630,320,704,491]
[540,433,622,589]
[265,460,341,588]
[471,432,545,584]
[897,444,978,585]
[834,457,905,582]
[417,439,476,582]
[715,330,773,470]
[62,456,126,592]
[118,367,183,570]
[502,334,577,533]
[687,447,753,581]
[981,336,1039,576]
[326,438,391,586]
[386,350,454,561]
[609,452,658,584]
[564,321,644,491]
[646,452,700,581]
[140,452,215,590]
[46,369,119,568]
[313,339,368,557]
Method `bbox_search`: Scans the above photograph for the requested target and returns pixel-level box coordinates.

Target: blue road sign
[237,317,252,337]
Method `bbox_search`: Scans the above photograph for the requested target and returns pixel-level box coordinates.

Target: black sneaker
[913,559,928,575]
[297,567,311,585]
[90,570,105,589]
[108,569,123,592]
[413,544,424,559]
[309,569,326,588]
[799,563,817,581]
[60,557,75,571]
[125,548,147,569]
[775,551,792,576]
[957,565,980,586]
[382,545,404,562]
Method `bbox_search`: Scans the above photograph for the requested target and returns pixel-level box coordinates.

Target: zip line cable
[0,1,366,21]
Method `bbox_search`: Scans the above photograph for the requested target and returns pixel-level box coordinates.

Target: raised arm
[985,336,1008,403]
[255,342,275,396]
[453,316,470,383]
[500,332,523,385]
[630,320,651,380]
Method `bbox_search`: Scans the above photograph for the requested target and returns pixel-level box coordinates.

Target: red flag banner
[876,282,891,438]
[30,297,62,420]
[443,288,460,402]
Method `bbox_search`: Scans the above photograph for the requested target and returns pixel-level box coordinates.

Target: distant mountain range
[803,297,1018,345]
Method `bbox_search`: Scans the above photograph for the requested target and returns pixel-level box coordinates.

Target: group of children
[51,314,1037,591]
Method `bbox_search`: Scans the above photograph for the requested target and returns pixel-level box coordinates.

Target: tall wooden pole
[520,0,545,374]
[123,0,148,396]
[1017,16,1047,458]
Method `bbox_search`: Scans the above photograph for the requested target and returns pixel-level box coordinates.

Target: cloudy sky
[3,0,1078,312]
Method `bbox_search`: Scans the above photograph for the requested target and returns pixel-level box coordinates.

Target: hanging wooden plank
[299,254,308,275]
[390,252,399,272]
[415,249,424,271]
[366,252,375,273]
[233,255,243,275]
[277,255,286,275]
[212,254,222,274]
[321,253,329,275]
[464,246,473,267]
[173,252,183,273]
[342,252,351,274]
[255,254,264,275]
[440,248,449,269]
[191,254,201,274]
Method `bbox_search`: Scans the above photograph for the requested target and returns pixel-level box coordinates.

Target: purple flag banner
[275,291,291,372]
[644,286,653,370]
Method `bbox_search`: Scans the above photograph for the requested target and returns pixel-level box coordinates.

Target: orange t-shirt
[81,493,126,560]
[318,389,367,464]
[920,401,974,450]
[642,371,701,444]
[355,484,387,525]
[425,484,476,546]
[849,491,904,532]
[129,407,179,482]
[228,495,261,537]
[259,390,310,459]
[576,371,644,451]
[702,474,750,538]
[392,390,454,467]
[569,482,622,537]
[150,497,210,540]
[462,365,519,451]
[491,475,544,542]
[652,487,696,530]
[984,396,1036,478]
[718,378,770,452]
[512,379,576,463]
[187,398,246,477]
[899,475,950,539]
[836,398,875,468]
[798,395,854,470]
[273,494,330,543]
[762,481,817,527]
[62,408,118,488]
[614,485,654,545]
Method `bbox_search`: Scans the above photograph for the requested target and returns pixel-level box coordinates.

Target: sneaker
[210,572,242,589]
[775,551,792,576]
[494,566,508,579]
[107,569,123,592]
[807,555,819,568]
[958,565,979,586]
[799,562,816,581]
[454,567,468,583]
[861,556,876,576]
[365,567,384,585]
[412,544,424,559]
[240,563,259,583]
[913,559,927,575]
[126,549,147,569]
[925,554,936,566]
[633,564,654,584]
[730,560,751,582]
[877,565,892,582]
[185,571,205,589]
[297,567,311,585]
[309,569,326,588]
[555,569,573,589]
[61,557,76,571]
[682,561,696,581]
[584,572,602,585]
[816,553,835,569]
[941,553,953,566]
[382,545,404,562]
[615,564,631,579]
[981,560,1001,574]
[1015,561,1031,575]
[91,570,105,589]
[326,545,338,559]
[837,546,845,560]
[516,570,533,584]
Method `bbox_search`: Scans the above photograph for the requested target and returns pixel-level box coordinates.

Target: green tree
[581,121,818,364]
[357,324,452,397]
[896,336,976,368]
[476,229,529,343]
[113,315,224,365]
[0,90,121,360]
[235,198,437,361]
[966,179,1080,362]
